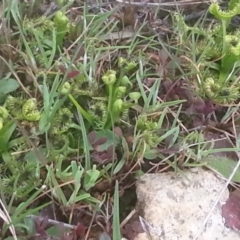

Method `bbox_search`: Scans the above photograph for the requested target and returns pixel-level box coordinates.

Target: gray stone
[134,168,240,240]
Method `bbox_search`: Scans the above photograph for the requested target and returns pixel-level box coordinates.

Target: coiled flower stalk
[4,96,41,121]
[209,1,240,22]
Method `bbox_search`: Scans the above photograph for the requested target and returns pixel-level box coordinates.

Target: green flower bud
[113,99,123,113]
[127,61,137,71]
[116,86,127,98]
[129,92,141,103]
[118,57,125,68]
[60,82,71,95]
[0,106,9,119]
[120,75,132,87]
[118,57,137,71]
[54,11,69,27]
[57,0,64,6]
[102,70,116,85]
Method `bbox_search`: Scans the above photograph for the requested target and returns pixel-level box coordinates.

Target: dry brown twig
[116,0,214,7]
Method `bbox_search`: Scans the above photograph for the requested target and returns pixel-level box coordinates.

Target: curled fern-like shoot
[89,101,107,129]
[72,74,97,97]
[5,95,24,119]
[209,1,240,22]
[22,98,41,121]
[52,107,74,134]
[204,77,239,104]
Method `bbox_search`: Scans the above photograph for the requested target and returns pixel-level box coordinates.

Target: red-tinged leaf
[89,131,96,144]
[58,65,80,79]
[99,152,109,161]
[62,233,75,240]
[67,70,80,79]
[114,127,123,138]
[75,223,86,237]
[204,100,215,115]
[222,190,240,230]
[106,145,116,158]
[94,137,107,146]
[59,65,66,73]
[34,220,47,237]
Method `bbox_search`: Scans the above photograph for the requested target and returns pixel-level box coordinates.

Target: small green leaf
[205,155,240,182]
[113,181,121,240]
[84,165,100,191]
[144,149,158,160]
[113,158,125,174]
[135,169,144,179]
[0,78,20,94]
[0,121,16,153]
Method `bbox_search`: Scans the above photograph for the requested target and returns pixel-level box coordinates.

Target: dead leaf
[222,190,240,231]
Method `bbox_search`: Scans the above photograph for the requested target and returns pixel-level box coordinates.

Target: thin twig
[27,215,75,229]
[116,0,214,7]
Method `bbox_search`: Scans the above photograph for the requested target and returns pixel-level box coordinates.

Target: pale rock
[134,168,240,240]
[133,232,148,240]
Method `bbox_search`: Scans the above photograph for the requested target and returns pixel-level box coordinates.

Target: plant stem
[68,94,93,124]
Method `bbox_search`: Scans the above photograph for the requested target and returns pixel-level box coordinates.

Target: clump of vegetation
[174,0,240,104]
[1,0,240,239]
